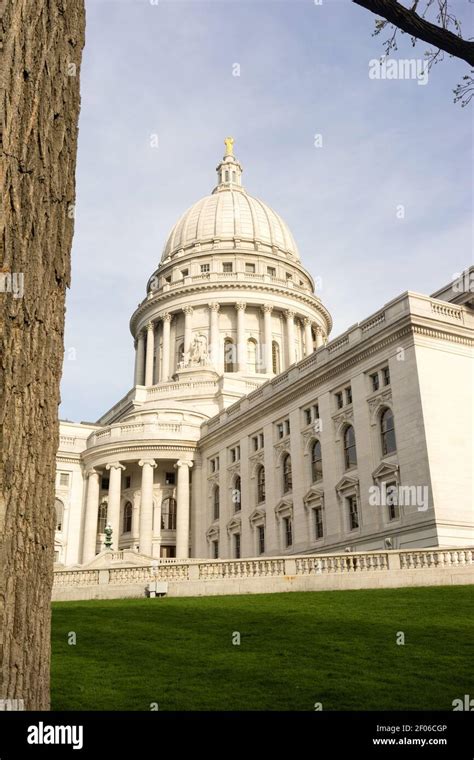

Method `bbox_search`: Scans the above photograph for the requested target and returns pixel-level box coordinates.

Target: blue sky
[61,0,473,422]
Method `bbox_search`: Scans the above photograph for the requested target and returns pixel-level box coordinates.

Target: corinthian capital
[183,306,194,316]
[261,304,273,314]
[285,309,295,319]
[235,302,247,312]
[161,313,172,323]
[209,302,220,312]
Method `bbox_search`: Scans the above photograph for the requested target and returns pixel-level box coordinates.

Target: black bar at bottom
[0,711,473,757]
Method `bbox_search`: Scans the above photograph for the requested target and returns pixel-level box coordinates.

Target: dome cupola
[161,138,300,263]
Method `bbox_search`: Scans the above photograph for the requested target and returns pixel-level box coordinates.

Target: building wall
[414,337,473,545]
[55,286,474,566]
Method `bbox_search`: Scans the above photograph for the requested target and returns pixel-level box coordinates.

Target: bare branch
[353,0,474,65]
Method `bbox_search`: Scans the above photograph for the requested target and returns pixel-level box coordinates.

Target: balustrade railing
[53,547,474,591]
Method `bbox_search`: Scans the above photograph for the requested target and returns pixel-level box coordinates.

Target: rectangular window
[200,263,210,273]
[231,448,236,463]
[259,433,264,449]
[277,423,284,439]
[304,408,312,426]
[313,403,320,421]
[212,540,219,559]
[245,263,256,273]
[382,366,390,386]
[125,476,131,489]
[267,266,276,277]
[347,495,359,531]
[59,472,69,487]
[335,392,343,409]
[314,507,324,539]
[181,269,189,277]
[285,419,291,436]
[345,386,352,405]
[234,533,241,559]
[101,477,109,490]
[284,517,293,547]
[223,263,233,273]
[257,525,265,555]
[252,436,259,451]
[386,482,399,521]
[370,372,379,392]
[165,472,175,485]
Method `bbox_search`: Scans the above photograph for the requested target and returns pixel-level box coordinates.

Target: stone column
[175,460,193,559]
[82,469,101,564]
[106,462,125,550]
[235,302,247,373]
[262,304,273,374]
[209,302,220,368]
[315,326,325,349]
[132,492,140,548]
[285,309,296,367]
[303,317,313,357]
[138,459,157,556]
[183,306,193,355]
[145,321,155,386]
[161,313,172,382]
[134,330,145,386]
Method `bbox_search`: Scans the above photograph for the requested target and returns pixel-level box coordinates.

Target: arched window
[344,426,357,469]
[177,342,184,366]
[123,501,133,533]
[257,466,266,503]
[381,408,397,455]
[272,341,280,374]
[55,498,64,532]
[225,170,229,182]
[282,454,292,493]
[161,497,177,530]
[224,338,236,372]
[213,486,220,520]
[311,440,323,482]
[97,502,107,534]
[234,476,241,512]
[247,338,258,372]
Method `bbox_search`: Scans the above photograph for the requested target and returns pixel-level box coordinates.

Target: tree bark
[353,0,474,66]
[0,0,85,710]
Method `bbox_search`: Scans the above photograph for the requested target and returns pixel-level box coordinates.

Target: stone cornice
[199,315,472,448]
[82,443,197,467]
[56,455,81,465]
[130,281,332,336]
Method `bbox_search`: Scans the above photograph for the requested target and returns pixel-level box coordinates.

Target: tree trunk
[0,0,85,710]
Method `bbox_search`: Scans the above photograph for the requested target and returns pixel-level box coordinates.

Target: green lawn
[51,586,474,711]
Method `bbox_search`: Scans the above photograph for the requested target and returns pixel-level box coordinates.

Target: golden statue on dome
[224,136,234,156]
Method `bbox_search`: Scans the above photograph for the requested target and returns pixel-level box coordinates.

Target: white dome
[161,187,300,263]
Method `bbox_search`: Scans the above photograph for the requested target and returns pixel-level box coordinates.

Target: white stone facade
[54,142,474,567]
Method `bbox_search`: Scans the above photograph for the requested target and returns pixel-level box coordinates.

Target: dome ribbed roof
[161,141,299,263]
[161,189,299,262]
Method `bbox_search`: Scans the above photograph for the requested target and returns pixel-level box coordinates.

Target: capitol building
[55,140,473,567]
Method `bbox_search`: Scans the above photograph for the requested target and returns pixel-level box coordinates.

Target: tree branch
[353,0,474,65]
